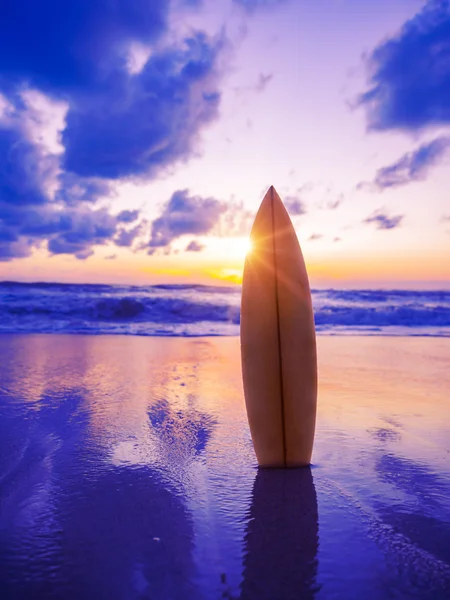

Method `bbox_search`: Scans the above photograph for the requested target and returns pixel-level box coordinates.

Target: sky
[0,0,449,288]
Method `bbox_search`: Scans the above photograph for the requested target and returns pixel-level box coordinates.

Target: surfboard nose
[250,187,294,255]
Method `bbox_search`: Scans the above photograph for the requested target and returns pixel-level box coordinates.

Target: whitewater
[0,281,449,337]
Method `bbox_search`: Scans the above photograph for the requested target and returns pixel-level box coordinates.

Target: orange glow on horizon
[0,236,449,289]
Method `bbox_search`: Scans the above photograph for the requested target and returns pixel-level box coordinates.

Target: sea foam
[0,282,449,336]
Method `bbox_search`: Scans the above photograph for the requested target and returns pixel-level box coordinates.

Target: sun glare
[206,236,253,261]
[229,237,252,259]
[242,238,253,257]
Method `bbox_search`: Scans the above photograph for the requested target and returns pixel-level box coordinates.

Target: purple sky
[0,0,449,287]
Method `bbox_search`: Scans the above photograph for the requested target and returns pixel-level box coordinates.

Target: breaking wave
[0,282,449,336]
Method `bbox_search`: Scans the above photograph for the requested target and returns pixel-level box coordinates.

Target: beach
[0,334,449,599]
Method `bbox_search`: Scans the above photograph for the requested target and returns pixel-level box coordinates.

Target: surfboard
[240,186,317,467]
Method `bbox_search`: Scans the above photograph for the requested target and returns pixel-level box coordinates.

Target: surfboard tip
[265,185,277,204]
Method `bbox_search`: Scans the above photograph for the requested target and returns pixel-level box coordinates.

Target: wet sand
[0,335,449,599]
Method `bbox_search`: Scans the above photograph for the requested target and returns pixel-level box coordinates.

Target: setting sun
[205,236,253,261]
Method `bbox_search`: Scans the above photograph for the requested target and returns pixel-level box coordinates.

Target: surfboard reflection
[240,468,319,600]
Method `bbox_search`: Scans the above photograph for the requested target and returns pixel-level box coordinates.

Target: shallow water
[0,335,449,599]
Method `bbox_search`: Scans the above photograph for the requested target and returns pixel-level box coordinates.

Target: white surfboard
[240,186,317,467]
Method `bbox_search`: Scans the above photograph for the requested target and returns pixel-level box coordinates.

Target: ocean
[1,281,450,337]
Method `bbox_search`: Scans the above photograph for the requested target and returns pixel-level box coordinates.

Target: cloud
[334,237,341,243]
[284,196,307,216]
[255,73,274,92]
[0,1,225,260]
[218,201,255,237]
[62,32,222,179]
[0,238,35,261]
[358,137,450,191]
[0,198,145,261]
[185,240,205,252]
[316,191,343,210]
[114,223,145,248]
[148,189,226,249]
[0,0,170,92]
[0,93,132,263]
[358,1,450,131]
[117,210,140,223]
[57,173,113,205]
[363,210,404,230]
[285,182,342,212]
[233,0,288,11]
[233,72,274,97]
[105,254,117,260]
[326,197,343,210]
[1,5,223,183]
[308,233,323,241]
[46,209,127,258]
[0,128,58,207]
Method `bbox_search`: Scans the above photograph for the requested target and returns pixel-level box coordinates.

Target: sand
[0,334,449,599]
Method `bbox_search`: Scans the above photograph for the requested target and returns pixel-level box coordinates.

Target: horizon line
[1,279,450,292]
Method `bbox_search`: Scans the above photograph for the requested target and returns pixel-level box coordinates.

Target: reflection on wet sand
[241,468,319,600]
[148,398,216,461]
[375,453,450,566]
[1,335,450,599]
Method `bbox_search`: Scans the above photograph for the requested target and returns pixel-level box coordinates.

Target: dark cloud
[359,1,450,131]
[0,108,134,261]
[0,201,142,261]
[185,240,205,252]
[0,1,224,260]
[47,209,123,258]
[114,223,144,247]
[0,128,57,206]
[0,237,35,260]
[284,196,307,216]
[363,210,404,230]
[0,100,111,214]
[308,233,323,241]
[0,0,169,92]
[62,32,222,179]
[117,210,140,224]
[358,138,450,191]
[105,254,117,260]
[57,173,113,205]
[1,3,222,184]
[148,189,226,249]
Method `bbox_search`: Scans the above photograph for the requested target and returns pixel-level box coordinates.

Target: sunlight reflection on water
[0,335,449,599]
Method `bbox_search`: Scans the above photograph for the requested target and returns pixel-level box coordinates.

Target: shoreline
[1,331,449,338]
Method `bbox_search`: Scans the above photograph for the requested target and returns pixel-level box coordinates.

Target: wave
[0,282,449,336]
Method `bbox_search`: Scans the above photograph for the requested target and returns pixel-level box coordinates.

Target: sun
[205,236,253,261]
[241,237,253,258]
[229,237,253,260]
